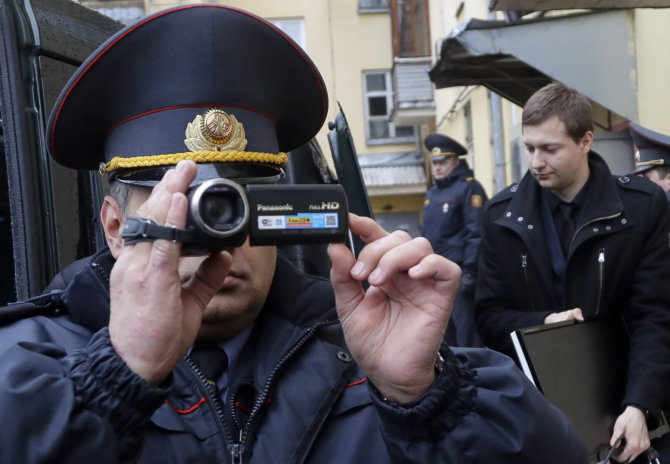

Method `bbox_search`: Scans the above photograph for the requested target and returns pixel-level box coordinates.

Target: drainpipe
[490,92,506,193]
[488,12,506,193]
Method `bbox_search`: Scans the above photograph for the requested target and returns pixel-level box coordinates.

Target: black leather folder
[510,317,628,458]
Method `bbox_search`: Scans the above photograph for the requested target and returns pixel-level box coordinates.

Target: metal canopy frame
[489,0,670,11]
[429,10,638,120]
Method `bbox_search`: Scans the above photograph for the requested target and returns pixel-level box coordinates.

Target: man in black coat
[475,82,670,463]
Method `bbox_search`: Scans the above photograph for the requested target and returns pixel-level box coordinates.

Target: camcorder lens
[199,188,244,232]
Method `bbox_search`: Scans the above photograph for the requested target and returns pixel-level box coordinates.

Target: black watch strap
[122,216,194,245]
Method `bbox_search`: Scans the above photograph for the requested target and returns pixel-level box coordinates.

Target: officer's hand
[108,160,231,385]
[328,214,460,403]
[610,406,650,462]
[544,308,584,324]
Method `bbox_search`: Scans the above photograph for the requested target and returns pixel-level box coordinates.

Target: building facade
[78,0,670,235]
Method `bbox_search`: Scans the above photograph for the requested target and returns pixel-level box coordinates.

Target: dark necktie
[190,345,228,395]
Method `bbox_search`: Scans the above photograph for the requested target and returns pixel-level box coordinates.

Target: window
[269,19,306,50]
[390,0,430,58]
[363,71,416,144]
[359,0,390,13]
[79,1,144,25]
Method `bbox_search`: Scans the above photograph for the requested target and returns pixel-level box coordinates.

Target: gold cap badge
[185,108,248,152]
[431,147,442,155]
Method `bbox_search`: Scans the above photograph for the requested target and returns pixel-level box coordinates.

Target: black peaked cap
[47,5,328,172]
[630,122,670,174]
[424,133,467,162]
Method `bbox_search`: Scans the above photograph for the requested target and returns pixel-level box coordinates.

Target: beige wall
[635,8,670,133]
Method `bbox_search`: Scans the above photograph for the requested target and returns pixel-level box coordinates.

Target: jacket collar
[504,151,624,224]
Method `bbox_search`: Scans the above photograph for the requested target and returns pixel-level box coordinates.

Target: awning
[429,10,638,121]
[489,0,670,11]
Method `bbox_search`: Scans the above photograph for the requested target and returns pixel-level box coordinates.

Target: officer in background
[630,122,670,205]
[421,133,487,347]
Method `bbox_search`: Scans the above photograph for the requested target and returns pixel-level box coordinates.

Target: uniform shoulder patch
[470,194,483,208]
[466,176,474,182]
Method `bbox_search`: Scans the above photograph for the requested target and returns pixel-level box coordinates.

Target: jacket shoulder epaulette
[615,174,660,195]
[485,183,517,208]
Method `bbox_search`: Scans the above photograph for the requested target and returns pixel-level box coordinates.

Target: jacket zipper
[184,356,236,462]
[187,319,335,464]
[595,248,605,314]
[236,320,334,462]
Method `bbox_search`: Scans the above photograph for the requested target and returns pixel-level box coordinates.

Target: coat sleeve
[0,325,169,463]
[371,347,589,463]
[623,186,670,417]
[461,180,487,274]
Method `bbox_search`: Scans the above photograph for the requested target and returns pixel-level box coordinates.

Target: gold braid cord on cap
[636,159,665,167]
[101,108,287,174]
[103,151,288,174]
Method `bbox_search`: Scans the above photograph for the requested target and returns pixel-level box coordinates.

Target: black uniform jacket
[421,160,487,273]
[475,151,670,418]
[0,248,589,463]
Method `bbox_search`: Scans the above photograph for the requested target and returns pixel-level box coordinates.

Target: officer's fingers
[135,161,196,224]
[148,192,188,274]
[365,237,436,287]
[328,243,364,320]
[350,229,413,281]
[348,213,389,245]
[572,308,585,321]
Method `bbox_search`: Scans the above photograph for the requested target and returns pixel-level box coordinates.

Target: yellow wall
[370,193,425,214]
[635,8,670,133]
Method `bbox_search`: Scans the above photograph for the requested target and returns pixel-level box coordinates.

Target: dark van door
[0,0,122,304]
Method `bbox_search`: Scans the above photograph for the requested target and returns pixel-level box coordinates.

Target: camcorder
[122,178,349,255]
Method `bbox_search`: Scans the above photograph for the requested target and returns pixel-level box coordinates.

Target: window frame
[358,0,390,14]
[362,70,417,146]
[390,0,431,58]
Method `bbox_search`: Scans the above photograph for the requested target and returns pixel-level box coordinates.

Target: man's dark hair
[522,82,594,143]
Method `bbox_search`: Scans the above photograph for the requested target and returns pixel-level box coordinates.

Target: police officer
[630,122,670,205]
[0,6,589,463]
[421,133,487,347]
